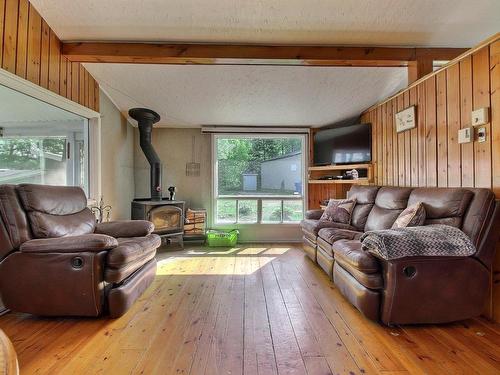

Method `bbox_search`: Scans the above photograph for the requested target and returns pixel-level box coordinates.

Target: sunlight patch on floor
[156,256,275,275]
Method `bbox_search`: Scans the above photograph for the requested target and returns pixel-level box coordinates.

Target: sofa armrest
[305,209,324,220]
[20,234,118,253]
[379,256,489,325]
[94,220,154,238]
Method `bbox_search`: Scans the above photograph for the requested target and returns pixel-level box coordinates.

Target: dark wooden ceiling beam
[62,42,467,67]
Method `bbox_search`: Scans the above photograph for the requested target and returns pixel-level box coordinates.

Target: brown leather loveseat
[0,184,161,318]
[300,185,500,325]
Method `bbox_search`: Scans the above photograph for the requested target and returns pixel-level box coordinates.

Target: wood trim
[61,42,466,67]
[0,0,99,112]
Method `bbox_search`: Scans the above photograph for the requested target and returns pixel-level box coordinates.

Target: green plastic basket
[206,229,239,247]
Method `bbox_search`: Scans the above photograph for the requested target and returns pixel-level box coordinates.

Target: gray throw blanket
[360,224,476,260]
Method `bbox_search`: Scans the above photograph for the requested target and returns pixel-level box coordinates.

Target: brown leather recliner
[0,184,161,318]
[300,185,500,325]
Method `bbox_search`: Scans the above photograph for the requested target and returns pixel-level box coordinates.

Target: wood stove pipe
[129,108,163,200]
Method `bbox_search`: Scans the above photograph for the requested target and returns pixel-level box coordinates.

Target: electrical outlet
[472,107,489,126]
[477,126,486,143]
[458,127,472,144]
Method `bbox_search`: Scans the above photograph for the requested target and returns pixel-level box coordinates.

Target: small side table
[0,330,18,375]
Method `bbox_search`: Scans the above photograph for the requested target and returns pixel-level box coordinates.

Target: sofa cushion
[392,202,426,229]
[17,184,87,215]
[332,239,380,273]
[320,198,357,224]
[300,219,356,236]
[318,227,363,244]
[27,209,96,238]
[107,234,161,268]
[17,184,96,238]
[348,186,380,231]
[408,188,473,228]
[365,187,412,231]
[317,228,363,256]
[335,258,384,289]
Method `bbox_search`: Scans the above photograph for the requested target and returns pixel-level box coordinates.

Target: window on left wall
[0,84,90,194]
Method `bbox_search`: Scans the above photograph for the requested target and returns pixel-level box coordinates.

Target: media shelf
[307,163,373,209]
[307,163,373,184]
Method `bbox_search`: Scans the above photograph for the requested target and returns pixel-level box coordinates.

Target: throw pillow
[392,202,426,229]
[320,198,357,225]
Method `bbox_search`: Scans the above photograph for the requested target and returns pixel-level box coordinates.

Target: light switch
[472,107,489,126]
[458,127,472,144]
[477,126,486,143]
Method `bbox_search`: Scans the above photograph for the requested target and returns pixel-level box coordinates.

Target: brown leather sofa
[0,184,161,318]
[300,185,500,325]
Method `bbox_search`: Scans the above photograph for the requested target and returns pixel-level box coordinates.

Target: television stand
[307,163,373,209]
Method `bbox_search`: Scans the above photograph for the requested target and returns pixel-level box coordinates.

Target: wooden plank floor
[1,244,500,374]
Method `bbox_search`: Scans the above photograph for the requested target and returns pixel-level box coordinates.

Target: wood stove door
[147,206,183,235]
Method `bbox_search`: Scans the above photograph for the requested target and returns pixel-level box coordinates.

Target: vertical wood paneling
[386,100,393,186]
[59,55,67,97]
[89,74,95,112]
[2,0,19,73]
[403,91,411,186]
[417,82,427,186]
[84,69,89,107]
[425,76,437,187]
[397,94,405,186]
[491,40,500,197]
[460,56,474,186]
[79,63,85,105]
[71,62,79,102]
[381,103,387,185]
[377,105,383,185]
[0,1,99,111]
[436,71,448,187]
[409,87,418,186]
[26,3,41,85]
[48,29,60,92]
[0,0,5,66]
[392,98,399,185]
[473,47,492,188]
[39,19,49,88]
[66,58,72,100]
[490,40,500,323]
[446,64,462,187]
[15,0,28,78]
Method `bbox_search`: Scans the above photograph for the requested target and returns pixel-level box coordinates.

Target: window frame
[212,133,307,225]
[0,68,101,204]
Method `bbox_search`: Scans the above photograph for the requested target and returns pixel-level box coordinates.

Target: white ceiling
[0,84,84,126]
[31,0,500,47]
[85,64,407,127]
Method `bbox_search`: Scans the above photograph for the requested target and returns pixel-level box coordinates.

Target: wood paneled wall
[361,36,500,321]
[0,0,99,111]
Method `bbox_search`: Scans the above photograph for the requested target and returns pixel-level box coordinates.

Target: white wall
[99,90,135,219]
[134,127,212,211]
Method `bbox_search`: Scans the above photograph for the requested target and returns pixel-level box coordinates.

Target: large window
[0,83,90,193]
[214,135,305,224]
[0,125,89,193]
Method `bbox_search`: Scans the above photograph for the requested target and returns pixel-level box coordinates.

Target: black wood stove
[129,108,185,246]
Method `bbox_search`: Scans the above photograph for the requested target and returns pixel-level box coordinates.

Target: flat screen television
[313,123,371,165]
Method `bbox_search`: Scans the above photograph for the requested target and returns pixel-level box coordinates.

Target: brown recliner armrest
[305,209,324,220]
[94,220,155,238]
[20,234,118,253]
